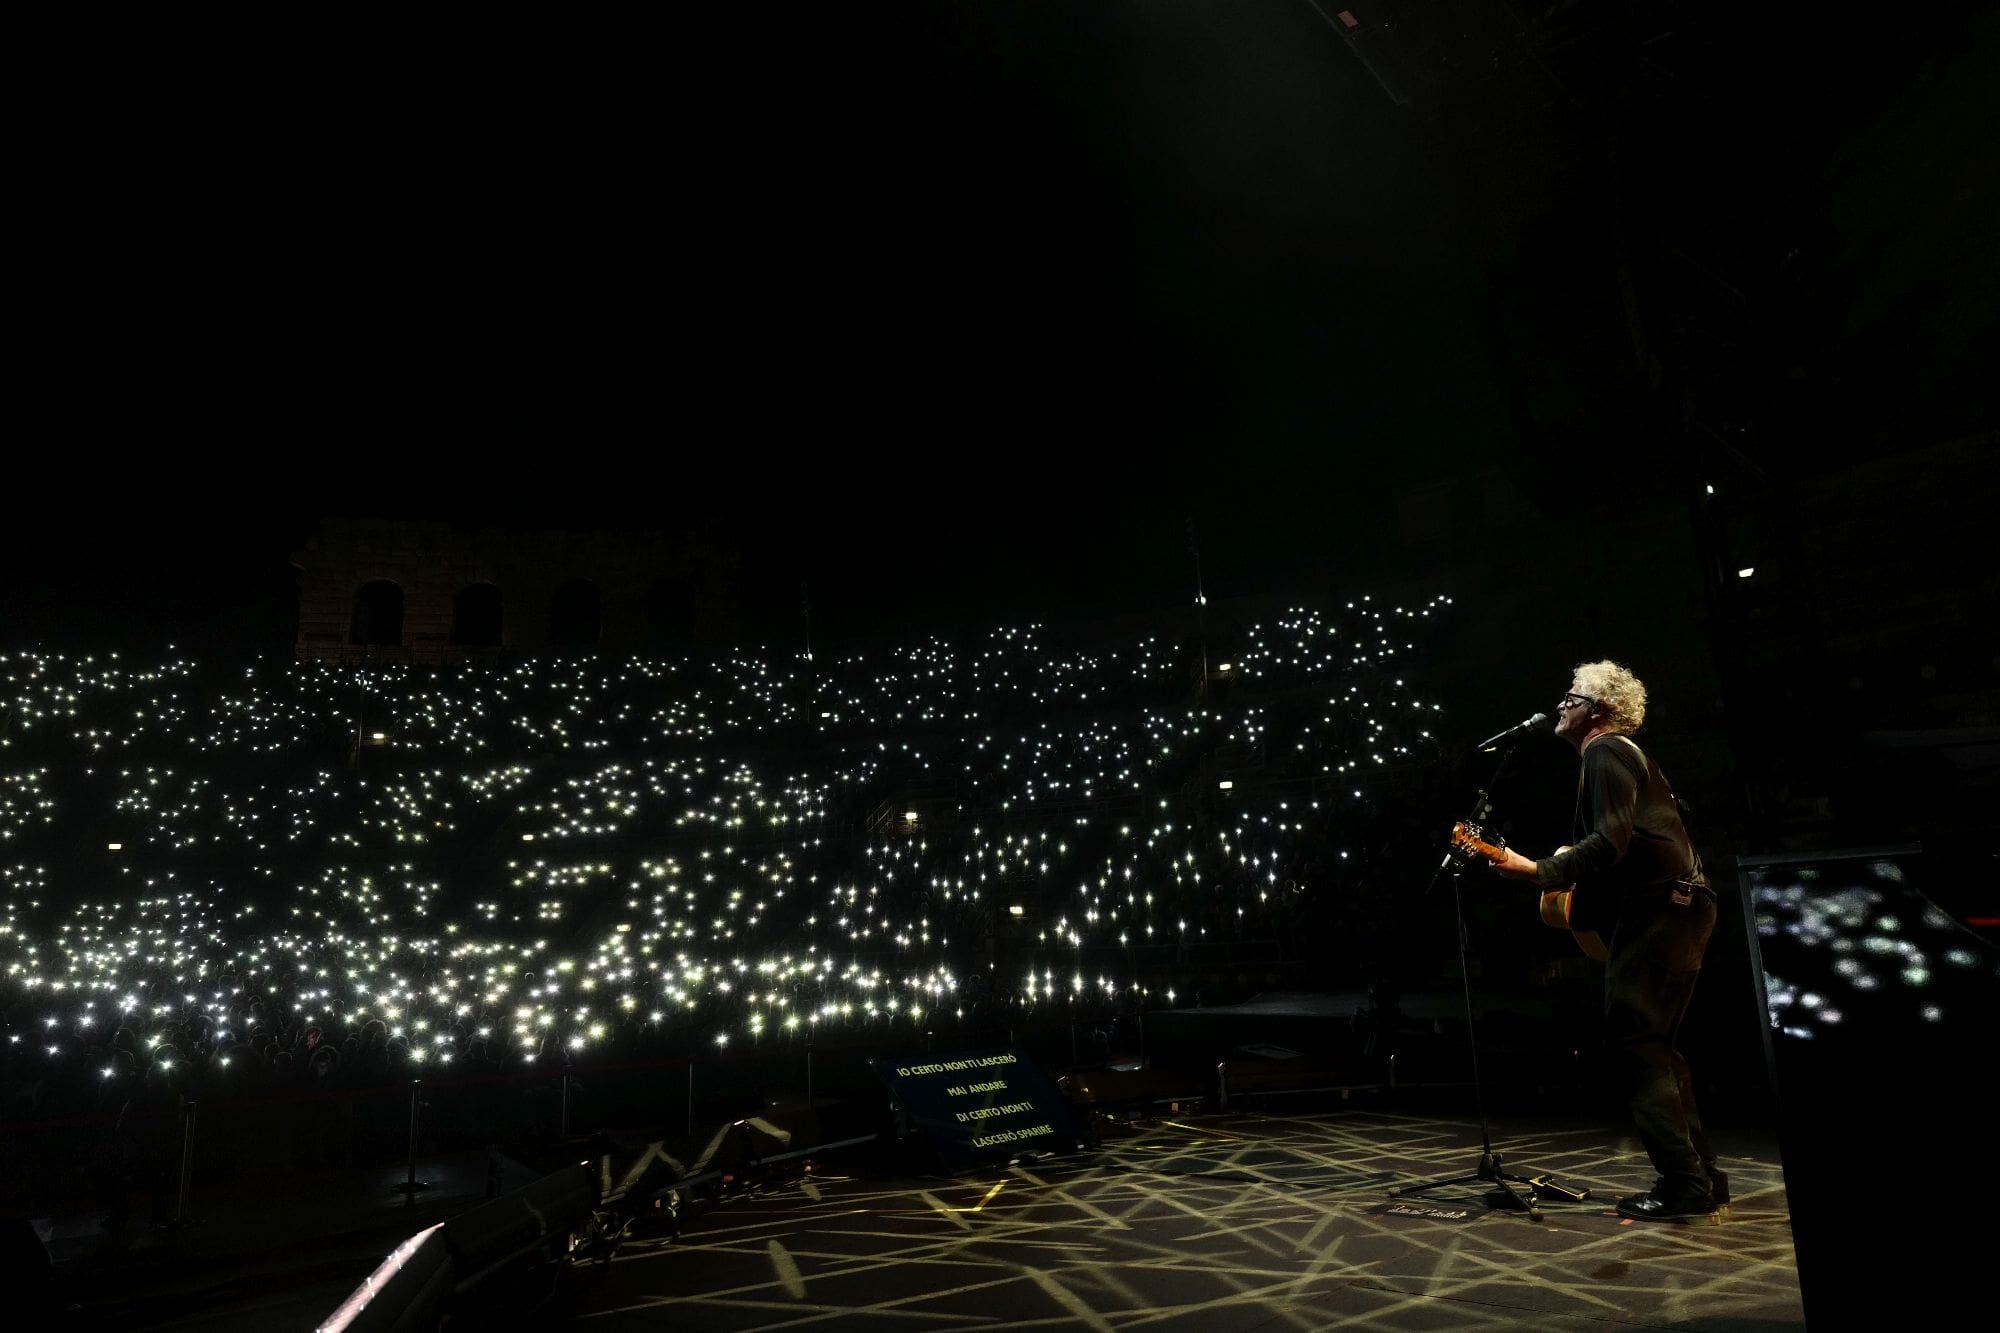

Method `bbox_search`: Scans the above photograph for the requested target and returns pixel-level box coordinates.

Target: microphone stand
[1386,731,1585,1221]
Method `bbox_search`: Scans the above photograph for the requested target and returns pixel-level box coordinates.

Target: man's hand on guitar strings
[1490,847,1540,880]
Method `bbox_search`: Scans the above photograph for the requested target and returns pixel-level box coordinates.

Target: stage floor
[549,1107,1804,1331]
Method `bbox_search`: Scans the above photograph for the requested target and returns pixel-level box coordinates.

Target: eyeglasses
[1559,692,1595,711]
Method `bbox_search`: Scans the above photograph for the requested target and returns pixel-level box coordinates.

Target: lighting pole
[1186,518,1209,697]
[801,578,812,665]
[801,577,818,732]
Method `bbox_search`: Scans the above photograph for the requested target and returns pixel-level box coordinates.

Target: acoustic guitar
[1449,821,1609,962]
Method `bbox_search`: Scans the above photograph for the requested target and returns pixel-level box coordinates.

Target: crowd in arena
[0,596,1453,1127]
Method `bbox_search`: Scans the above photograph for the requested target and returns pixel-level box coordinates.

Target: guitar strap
[1576,734,1709,906]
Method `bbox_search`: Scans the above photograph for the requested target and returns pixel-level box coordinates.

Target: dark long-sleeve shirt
[1533,735,1701,919]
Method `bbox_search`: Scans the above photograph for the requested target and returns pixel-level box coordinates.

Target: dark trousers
[1604,886,1718,1199]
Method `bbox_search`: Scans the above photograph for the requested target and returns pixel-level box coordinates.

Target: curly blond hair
[1572,660,1647,733]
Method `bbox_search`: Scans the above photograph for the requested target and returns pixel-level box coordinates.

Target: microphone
[1475,711,1550,751]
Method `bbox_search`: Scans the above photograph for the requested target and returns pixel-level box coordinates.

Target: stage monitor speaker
[444,1162,597,1297]
[1737,844,1998,1328]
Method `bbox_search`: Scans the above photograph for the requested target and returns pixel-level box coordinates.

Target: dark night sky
[8,3,1994,652]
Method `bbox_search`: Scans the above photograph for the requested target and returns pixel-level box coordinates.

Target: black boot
[1623,1170,1716,1220]
[1616,1189,1715,1220]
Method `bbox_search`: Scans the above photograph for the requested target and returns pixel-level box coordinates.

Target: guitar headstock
[1450,820,1505,864]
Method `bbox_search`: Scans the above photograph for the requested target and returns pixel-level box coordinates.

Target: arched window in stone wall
[550,578,601,648]
[647,578,697,651]
[451,583,503,647]
[350,580,404,646]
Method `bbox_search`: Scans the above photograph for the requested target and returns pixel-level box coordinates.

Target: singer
[1486,660,1725,1220]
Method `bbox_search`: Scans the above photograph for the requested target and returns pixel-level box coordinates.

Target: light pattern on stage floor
[558,1109,1805,1330]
